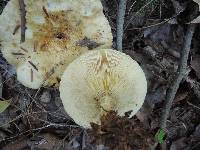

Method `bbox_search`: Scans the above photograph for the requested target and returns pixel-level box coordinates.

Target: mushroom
[59,49,147,128]
[0,0,113,89]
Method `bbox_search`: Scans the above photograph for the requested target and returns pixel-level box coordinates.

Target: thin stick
[187,101,200,111]
[42,6,49,18]
[30,68,33,82]
[20,46,28,52]
[128,10,183,30]
[33,41,38,52]
[28,61,38,71]
[0,123,80,143]
[116,0,127,52]
[12,52,24,55]
[124,0,155,30]
[13,25,20,35]
[127,1,136,15]
[18,0,26,43]
[160,24,196,129]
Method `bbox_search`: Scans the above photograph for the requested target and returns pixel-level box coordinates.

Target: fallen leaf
[186,77,200,99]
[174,91,188,103]
[167,1,200,24]
[194,124,200,139]
[30,133,61,150]
[0,99,10,113]
[193,0,200,8]
[170,138,187,150]
[190,0,200,23]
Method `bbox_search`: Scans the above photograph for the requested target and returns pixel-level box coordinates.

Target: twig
[42,6,49,18]
[28,61,38,71]
[187,101,200,111]
[0,109,69,128]
[128,10,183,30]
[124,0,155,30]
[160,24,196,129]
[30,68,33,82]
[13,25,20,35]
[116,0,127,52]
[20,46,28,52]
[127,1,136,15]
[56,134,70,150]
[12,52,24,55]
[0,123,80,143]
[18,0,26,43]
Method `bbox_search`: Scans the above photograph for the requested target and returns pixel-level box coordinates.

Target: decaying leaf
[194,0,200,6]
[0,99,10,113]
[190,0,200,23]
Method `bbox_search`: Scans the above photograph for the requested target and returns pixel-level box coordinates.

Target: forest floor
[0,0,200,150]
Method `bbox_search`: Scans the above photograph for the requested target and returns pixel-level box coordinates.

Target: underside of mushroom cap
[0,0,113,89]
[59,49,147,128]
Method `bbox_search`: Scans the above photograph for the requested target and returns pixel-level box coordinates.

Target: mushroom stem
[99,95,116,112]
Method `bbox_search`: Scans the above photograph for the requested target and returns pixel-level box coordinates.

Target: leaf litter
[0,0,200,149]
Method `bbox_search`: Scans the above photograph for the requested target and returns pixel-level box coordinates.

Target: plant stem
[116,0,127,52]
[160,24,196,129]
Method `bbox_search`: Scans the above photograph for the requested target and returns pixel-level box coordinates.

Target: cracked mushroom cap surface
[0,0,113,89]
[59,49,147,128]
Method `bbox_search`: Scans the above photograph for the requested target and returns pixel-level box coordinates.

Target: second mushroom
[0,0,113,89]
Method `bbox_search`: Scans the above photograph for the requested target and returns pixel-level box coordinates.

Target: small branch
[30,68,33,82]
[129,9,183,30]
[12,52,24,55]
[42,6,49,18]
[13,25,20,35]
[18,0,26,43]
[20,46,28,52]
[160,24,196,129]
[124,0,155,30]
[28,61,38,71]
[0,123,81,143]
[116,0,127,52]
[187,101,200,111]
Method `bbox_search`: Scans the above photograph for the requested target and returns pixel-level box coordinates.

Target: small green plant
[155,129,167,144]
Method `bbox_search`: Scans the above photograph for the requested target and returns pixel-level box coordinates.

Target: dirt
[0,0,200,150]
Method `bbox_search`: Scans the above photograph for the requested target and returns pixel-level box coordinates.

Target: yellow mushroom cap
[0,0,113,89]
[59,49,147,128]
